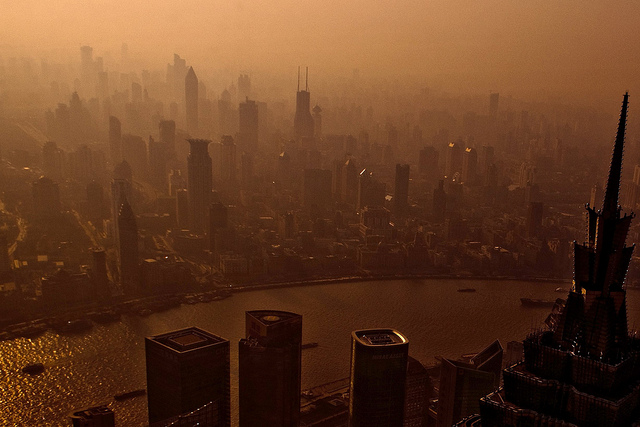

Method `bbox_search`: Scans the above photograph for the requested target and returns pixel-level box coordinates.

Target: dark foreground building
[349,329,409,427]
[146,327,230,426]
[477,93,640,426]
[239,310,302,427]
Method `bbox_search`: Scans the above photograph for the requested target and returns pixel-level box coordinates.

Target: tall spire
[602,92,629,215]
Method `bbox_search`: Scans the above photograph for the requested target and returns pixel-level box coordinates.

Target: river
[2,278,635,426]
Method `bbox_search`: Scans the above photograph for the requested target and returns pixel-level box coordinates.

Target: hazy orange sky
[2,1,639,104]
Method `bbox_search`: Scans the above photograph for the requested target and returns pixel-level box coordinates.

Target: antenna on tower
[306,67,309,91]
[297,66,300,92]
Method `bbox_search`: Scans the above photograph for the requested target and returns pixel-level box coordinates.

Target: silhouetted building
[159,120,177,156]
[394,164,410,216]
[478,93,640,427]
[433,180,447,222]
[86,180,105,221]
[70,405,115,427]
[349,329,409,427]
[0,232,9,273]
[91,248,110,301]
[404,356,432,427]
[313,104,323,139]
[358,169,386,210]
[118,197,139,294]
[303,169,333,211]
[219,136,237,184]
[121,134,147,177]
[418,146,439,180]
[208,202,230,254]
[187,139,212,233]
[461,147,477,185]
[436,340,502,427]
[239,310,302,427]
[294,67,314,141]
[146,327,230,426]
[148,136,167,192]
[176,189,189,229]
[446,141,463,181]
[185,67,199,133]
[239,98,259,153]
[525,201,543,238]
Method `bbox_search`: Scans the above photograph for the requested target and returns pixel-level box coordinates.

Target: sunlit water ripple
[2,278,637,426]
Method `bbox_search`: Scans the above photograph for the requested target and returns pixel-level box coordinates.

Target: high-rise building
[109,116,122,164]
[176,189,189,229]
[121,134,147,177]
[349,329,409,427]
[118,197,139,295]
[404,356,432,427]
[394,164,410,216]
[445,141,463,180]
[185,67,199,134]
[0,231,10,273]
[186,139,212,233]
[461,147,477,185]
[91,248,110,301]
[208,202,229,254]
[238,310,302,427]
[159,120,177,157]
[478,93,640,427]
[70,405,115,427]
[313,104,323,139]
[358,169,386,210]
[303,169,333,211]
[293,67,314,141]
[219,135,237,184]
[418,146,439,180]
[525,201,543,238]
[433,180,447,222]
[238,98,259,153]
[436,340,502,427]
[146,327,230,426]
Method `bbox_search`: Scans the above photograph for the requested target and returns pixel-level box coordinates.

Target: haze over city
[1,2,640,427]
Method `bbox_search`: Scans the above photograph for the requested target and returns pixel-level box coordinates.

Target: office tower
[146,327,230,426]
[349,329,409,427]
[436,340,502,427]
[525,201,543,238]
[121,134,148,177]
[478,93,640,426]
[91,248,110,301]
[239,98,259,153]
[460,147,477,185]
[418,146,439,180]
[358,169,386,209]
[239,311,302,427]
[394,164,410,216]
[479,146,494,183]
[32,176,61,219]
[293,67,314,140]
[338,158,358,206]
[313,104,323,139]
[176,189,189,229]
[86,180,105,221]
[404,357,432,427]
[118,197,139,294]
[109,116,122,164]
[445,141,463,180]
[240,152,254,189]
[186,139,212,233]
[70,405,115,427]
[489,92,499,118]
[433,180,447,222]
[159,120,177,157]
[169,169,186,197]
[148,136,167,192]
[219,136,237,184]
[303,169,333,211]
[185,66,198,133]
[208,202,229,254]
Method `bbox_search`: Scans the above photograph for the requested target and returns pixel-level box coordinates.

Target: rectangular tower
[146,327,230,426]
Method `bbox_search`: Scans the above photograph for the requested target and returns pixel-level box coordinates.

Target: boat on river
[114,389,146,401]
[520,298,556,308]
[22,363,45,375]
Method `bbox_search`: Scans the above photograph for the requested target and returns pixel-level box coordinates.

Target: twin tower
[145,312,409,426]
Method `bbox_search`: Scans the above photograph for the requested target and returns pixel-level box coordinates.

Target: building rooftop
[148,327,227,353]
[353,329,408,346]
[247,310,301,326]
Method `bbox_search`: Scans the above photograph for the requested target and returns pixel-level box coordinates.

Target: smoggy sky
[2,1,639,105]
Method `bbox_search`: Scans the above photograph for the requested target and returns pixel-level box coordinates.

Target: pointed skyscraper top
[602,92,629,216]
[186,66,197,81]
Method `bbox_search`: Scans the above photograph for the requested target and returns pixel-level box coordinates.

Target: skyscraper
[185,66,199,134]
[186,139,212,233]
[238,98,259,153]
[293,67,314,141]
[358,168,386,210]
[349,329,409,427]
[118,197,139,295]
[478,93,640,427]
[394,164,410,216]
[159,120,176,157]
[219,135,237,184]
[238,311,302,427]
[146,327,230,426]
